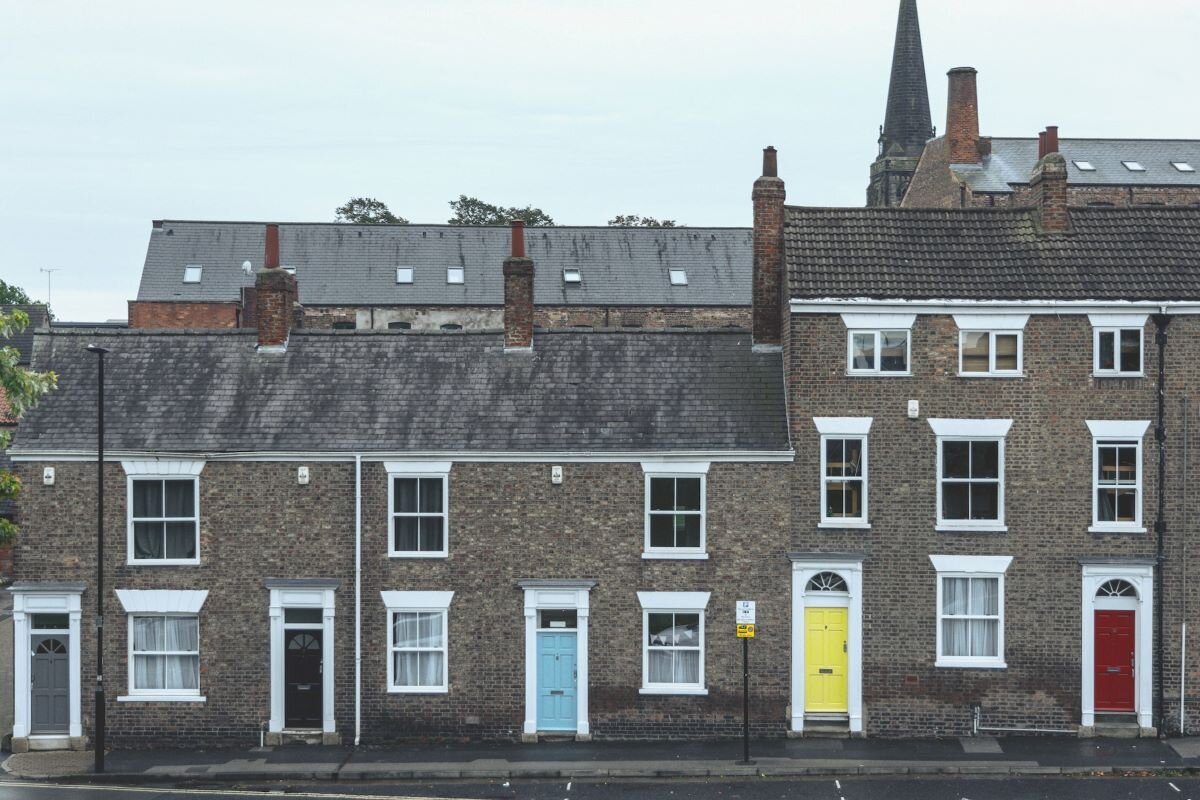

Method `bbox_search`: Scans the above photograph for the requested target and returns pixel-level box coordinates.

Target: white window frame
[814,417,872,528]
[386,461,451,559]
[1090,315,1147,377]
[929,419,1012,533]
[954,315,1027,378]
[381,591,454,695]
[637,591,709,695]
[841,313,916,376]
[1087,420,1150,533]
[121,460,205,566]
[641,462,708,559]
[115,589,208,702]
[930,555,1011,669]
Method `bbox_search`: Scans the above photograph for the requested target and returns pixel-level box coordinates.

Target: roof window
[396,267,413,284]
[1172,162,1196,172]
[1122,161,1146,172]
[440,323,463,331]
[563,269,582,284]
[388,321,412,330]
[183,265,203,283]
[447,267,465,284]
[1073,161,1096,171]
[668,269,688,286]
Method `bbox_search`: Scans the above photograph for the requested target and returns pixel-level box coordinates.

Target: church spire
[867,0,935,207]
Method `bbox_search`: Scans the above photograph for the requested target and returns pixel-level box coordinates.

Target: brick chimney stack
[256,223,298,350]
[503,219,534,351]
[752,146,786,349]
[946,67,981,165]
[1031,152,1070,233]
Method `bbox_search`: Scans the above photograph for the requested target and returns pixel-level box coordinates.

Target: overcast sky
[3,0,1199,322]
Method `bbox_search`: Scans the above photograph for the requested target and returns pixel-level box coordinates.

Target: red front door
[1095,610,1135,712]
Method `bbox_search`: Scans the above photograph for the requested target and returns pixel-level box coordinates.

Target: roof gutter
[8,449,796,464]
[790,299,1200,315]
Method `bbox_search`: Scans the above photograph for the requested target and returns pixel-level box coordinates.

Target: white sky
[3,0,1198,322]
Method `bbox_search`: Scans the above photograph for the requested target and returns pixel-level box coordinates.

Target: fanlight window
[807,572,849,592]
[1097,579,1136,598]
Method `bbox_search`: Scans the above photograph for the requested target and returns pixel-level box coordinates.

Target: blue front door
[536,632,577,731]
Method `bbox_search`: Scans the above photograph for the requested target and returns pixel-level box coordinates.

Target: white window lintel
[637,591,710,611]
[929,555,1013,574]
[384,461,452,475]
[1088,314,1149,329]
[813,417,874,436]
[952,314,1030,331]
[640,461,710,475]
[1086,420,1151,440]
[839,313,916,330]
[928,418,1013,438]
[380,590,454,609]
[115,589,209,614]
[121,459,205,477]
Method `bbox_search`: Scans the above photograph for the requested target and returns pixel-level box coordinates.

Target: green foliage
[447,195,555,227]
[335,197,409,225]
[607,214,679,227]
[0,308,58,546]
[0,279,33,305]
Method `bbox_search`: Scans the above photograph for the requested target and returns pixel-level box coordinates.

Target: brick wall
[128,301,240,329]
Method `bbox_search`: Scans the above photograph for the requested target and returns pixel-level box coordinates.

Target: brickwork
[255,269,297,347]
[786,311,1200,736]
[502,258,534,349]
[752,149,785,347]
[1030,154,1070,232]
[128,301,239,329]
[946,68,981,166]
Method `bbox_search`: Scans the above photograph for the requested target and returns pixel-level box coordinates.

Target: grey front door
[31,636,69,734]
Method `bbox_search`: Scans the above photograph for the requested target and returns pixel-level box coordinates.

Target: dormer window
[1122,161,1146,172]
[563,269,582,284]
[668,269,688,286]
[183,265,202,283]
[1173,162,1195,172]
[396,267,414,284]
[1073,161,1096,172]
[446,267,465,285]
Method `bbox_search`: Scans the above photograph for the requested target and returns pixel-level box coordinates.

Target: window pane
[394,613,419,648]
[31,614,68,630]
[1099,445,1118,482]
[880,331,908,372]
[675,514,701,548]
[675,478,701,512]
[674,650,700,684]
[970,578,998,615]
[164,480,194,517]
[943,441,970,478]
[970,484,999,520]
[1117,445,1137,483]
[1116,489,1137,522]
[675,613,700,643]
[968,619,998,657]
[649,515,675,548]
[284,608,323,624]
[539,609,577,628]
[1120,329,1141,372]
[649,478,675,511]
[942,483,969,519]
[417,612,443,648]
[164,617,198,651]
[648,613,676,645]
[824,439,844,477]
[164,522,196,559]
[394,518,419,551]
[420,517,444,552]
[165,655,199,690]
[1098,489,1119,522]
[134,617,164,651]
[134,522,164,559]
[994,334,1019,371]
[942,619,969,656]
[648,650,674,683]
[842,439,863,475]
[962,332,990,372]
[394,479,418,513]
[134,655,165,689]
[943,577,969,615]
[395,652,419,686]
[826,480,862,518]
[972,441,999,478]
[133,481,162,518]
[851,333,875,370]
[1098,331,1116,371]
[419,478,443,513]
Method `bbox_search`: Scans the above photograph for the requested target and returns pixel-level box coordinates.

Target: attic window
[440,323,463,331]
[1173,162,1196,172]
[447,267,465,284]
[1122,161,1146,172]
[668,269,688,286]
[332,321,355,330]
[563,269,582,284]
[183,265,203,283]
[388,321,412,330]
[396,267,414,284]
[1073,161,1096,171]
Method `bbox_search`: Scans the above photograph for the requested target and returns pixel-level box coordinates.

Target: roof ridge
[988,136,1200,144]
[154,220,753,232]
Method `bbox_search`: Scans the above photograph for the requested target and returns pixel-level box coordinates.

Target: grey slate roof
[954,138,1200,193]
[786,205,1200,301]
[137,222,752,307]
[879,0,934,159]
[13,329,788,454]
[1,305,50,365]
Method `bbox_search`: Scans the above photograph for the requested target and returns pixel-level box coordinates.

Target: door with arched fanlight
[285,630,323,727]
[804,572,849,714]
[1094,579,1137,713]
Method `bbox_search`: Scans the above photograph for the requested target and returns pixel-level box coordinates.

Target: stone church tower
[866,0,934,207]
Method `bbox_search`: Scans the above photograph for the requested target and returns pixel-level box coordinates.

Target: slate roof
[786,205,1200,301]
[954,138,1200,193]
[1,305,50,365]
[136,222,752,307]
[12,329,789,455]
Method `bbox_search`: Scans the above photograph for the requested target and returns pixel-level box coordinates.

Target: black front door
[284,630,323,728]
[31,636,70,734]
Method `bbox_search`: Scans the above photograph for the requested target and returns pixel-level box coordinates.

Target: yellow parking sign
[736,623,756,638]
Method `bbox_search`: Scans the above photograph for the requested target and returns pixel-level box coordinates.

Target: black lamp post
[86,344,108,773]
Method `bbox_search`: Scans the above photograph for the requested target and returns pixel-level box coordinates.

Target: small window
[959,331,1022,376]
[440,323,462,331]
[821,436,867,525]
[563,269,582,284]
[182,265,202,283]
[1094,328,1143,376]
[284,608,323,625]
[331,321,355,330]
[130,615,200,696]
[446,267,465,284]
[1073,161,1096,171]
[1122,161,1146,172]
[848,330,909,375]
[396,267,414,284]
[1097,579,1136,597]
[1172,162,1195,172]
[645,475,705,555]
[130,478,199,563]
[645,611,703,691]
[807,572,848,592]
[390,611,447,692]
[388,321,412,330]
[668,269,688,286]
[31,614,69,630]
[390,474,448,557]
[538,609,578,629]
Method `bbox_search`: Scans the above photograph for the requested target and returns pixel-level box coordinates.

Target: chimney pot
[1044,125,1059,156]
[264,223,280,270]
[762,146,778,178]
[509,219,526,258]
[946,67,981,165]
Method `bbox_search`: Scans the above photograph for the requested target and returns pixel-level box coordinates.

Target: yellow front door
[805,607,848,713]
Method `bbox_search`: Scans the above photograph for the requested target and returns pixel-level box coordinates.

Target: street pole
[739,636,754,766]
[87,344,108,774]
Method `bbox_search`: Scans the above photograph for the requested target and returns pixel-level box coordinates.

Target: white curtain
[942,578,998,658]
[649,650,700,684]
[133,616,199,690]
[393,612,444,687]
[648,613,701,684]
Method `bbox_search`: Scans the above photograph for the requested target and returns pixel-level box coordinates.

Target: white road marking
[835,779,841,789]
[1169,782,1181,792]
[0,782,478,800]
[567,781,572,791]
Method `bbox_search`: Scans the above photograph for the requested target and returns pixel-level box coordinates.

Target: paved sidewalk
[3,736,1200,782]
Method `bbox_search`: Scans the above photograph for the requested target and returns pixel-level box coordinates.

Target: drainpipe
[1182,396,1189,736]
[355,454,362,746]
[1154,313,1170,737]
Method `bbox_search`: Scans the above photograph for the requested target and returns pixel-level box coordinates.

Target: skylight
[447,267,465,284]
[182,265,203,283]
[668,269,688,286]
[1122,161,1146,172]
[1073,161,1096,171]
[1173,162,1196,172]
[396,267,413,284]
[563,269,582,284]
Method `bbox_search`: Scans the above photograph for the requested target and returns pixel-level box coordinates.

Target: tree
[0,308,57,545]
[0,279,32,305]
[335,197,409,224]
[607,214,679,227]
[447,195,555,227]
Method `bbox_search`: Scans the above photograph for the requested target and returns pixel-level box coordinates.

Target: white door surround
[518,579,595,739]
[267,579,337,739]
[10,583,85,750]
[789,554,864,735]
[1080,560,1154,732]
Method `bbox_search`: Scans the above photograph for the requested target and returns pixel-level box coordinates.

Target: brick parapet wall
[128,301,240,329]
